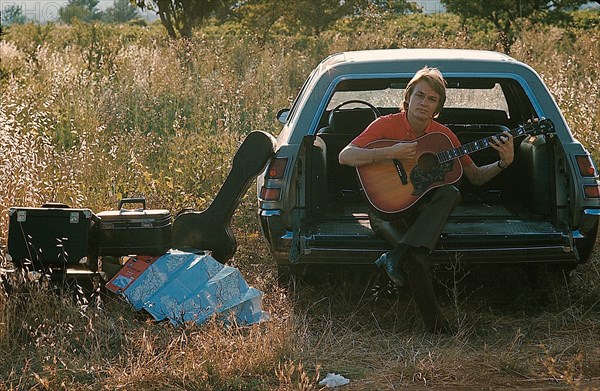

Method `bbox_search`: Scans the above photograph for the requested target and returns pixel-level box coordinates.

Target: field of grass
[1,12,600,390]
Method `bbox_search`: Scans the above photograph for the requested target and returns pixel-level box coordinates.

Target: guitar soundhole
[417,153,439,171]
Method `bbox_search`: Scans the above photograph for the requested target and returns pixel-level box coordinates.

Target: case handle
[42,202,70,208]
[118,197,146,211]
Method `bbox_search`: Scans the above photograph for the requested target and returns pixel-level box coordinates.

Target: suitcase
[7,203,100,269]
[97,198,171,256]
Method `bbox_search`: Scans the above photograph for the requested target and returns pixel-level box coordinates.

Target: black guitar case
[171,130,276,262]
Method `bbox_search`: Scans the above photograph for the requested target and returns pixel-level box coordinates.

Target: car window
[326,79,510,117]
[327,89,402,109]
[446,83,509,113]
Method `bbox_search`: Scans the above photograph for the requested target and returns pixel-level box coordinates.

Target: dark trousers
[369,184,462,251]
[369,185,461,332]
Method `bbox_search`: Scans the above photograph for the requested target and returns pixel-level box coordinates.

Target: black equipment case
[171,130,276,262]
[7,203,99,269]
[97,198,171,256]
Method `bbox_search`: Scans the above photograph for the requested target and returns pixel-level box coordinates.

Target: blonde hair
[402,66,447,117]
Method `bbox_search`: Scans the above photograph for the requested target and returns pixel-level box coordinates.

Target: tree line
[1,0,598,53]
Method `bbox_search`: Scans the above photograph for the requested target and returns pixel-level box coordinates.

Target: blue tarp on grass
[118,250,268,326]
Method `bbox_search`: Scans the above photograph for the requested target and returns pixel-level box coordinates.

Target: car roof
[316,48,524,77]
[325,48,515,66]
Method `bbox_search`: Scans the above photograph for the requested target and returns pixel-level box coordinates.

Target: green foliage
[134,0,417,39]
[235,0,406,36]
[566,8,600,29]
[59,0,102,23]
[441,0,592,53]
[132,0,233,38]
[1,4,27,25]
[103,0,141,23]
[59,4,92,23]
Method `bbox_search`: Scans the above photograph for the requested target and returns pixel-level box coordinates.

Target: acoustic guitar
[356,118,555,217]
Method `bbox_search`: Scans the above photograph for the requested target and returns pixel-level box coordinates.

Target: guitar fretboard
[436,122,551,163]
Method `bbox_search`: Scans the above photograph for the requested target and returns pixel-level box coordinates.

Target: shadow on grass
[279,260,597,335]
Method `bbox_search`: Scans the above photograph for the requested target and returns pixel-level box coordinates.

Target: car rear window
[446,83,508,112]
[326,78,511,118]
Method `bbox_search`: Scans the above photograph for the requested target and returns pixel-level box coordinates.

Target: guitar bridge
[392,159,408,185]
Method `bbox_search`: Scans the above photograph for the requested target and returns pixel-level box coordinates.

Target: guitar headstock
[523,118,555,136]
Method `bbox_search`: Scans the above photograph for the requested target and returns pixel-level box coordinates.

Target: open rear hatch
[290,122,577,265]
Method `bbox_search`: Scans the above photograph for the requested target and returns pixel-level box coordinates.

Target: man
[338,67,514,333]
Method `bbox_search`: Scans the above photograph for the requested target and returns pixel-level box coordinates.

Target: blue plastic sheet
[119,250,268,326]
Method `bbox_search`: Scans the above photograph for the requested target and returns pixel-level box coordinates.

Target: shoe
[375,252,406,287]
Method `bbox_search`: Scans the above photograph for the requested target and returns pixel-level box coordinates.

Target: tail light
[266,157,288,179]
[575,155,597,177]
[260,187,281,201]
[584,184,600,199]
[260,157,288,202]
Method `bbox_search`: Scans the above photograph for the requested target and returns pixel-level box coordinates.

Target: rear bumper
[260,212,580,266]
[288,241,577,266]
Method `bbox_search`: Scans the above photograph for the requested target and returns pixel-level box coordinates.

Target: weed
[1,12,599,389]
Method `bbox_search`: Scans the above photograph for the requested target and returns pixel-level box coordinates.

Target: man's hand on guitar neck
[490,131,515,168]
[463,130,514,186]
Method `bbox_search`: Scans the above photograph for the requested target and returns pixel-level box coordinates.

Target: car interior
[297,77,568,261]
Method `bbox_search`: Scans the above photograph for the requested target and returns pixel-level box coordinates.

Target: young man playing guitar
[338,67,515,333]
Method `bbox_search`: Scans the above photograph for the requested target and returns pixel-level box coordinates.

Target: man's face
[406,80,441,122]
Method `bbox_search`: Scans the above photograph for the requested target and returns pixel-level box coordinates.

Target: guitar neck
[437,124,532,163]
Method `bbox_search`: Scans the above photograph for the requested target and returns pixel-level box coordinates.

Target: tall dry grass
[0,12,599,390]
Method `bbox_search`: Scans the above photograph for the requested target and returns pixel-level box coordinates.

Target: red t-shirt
[352,112,474,167]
